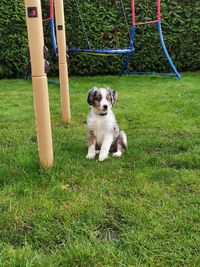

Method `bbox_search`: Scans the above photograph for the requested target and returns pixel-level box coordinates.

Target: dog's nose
[103,105,108,110]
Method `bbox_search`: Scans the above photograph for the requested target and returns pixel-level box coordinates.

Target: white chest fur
[87,110,117,146]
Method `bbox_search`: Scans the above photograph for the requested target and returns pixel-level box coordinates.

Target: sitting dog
[86,87,127,161]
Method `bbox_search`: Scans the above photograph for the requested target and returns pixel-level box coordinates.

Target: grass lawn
[0,73,200,266]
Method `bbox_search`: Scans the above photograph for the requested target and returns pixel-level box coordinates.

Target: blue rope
[68,47,135,55]
[50,18,58,56]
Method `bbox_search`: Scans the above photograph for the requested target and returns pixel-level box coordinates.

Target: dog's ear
[87,87,97,105]
[107,87,117,105]
[112,90,117,104]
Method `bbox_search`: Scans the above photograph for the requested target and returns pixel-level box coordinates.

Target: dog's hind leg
[113,131,127,157]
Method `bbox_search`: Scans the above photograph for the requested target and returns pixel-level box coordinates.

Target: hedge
[0,0,200,78]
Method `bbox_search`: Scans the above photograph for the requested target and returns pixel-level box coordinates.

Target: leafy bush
[0,0,200,78]
[0,0,28,78]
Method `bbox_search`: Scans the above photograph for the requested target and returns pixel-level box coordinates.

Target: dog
[86,87,127,161]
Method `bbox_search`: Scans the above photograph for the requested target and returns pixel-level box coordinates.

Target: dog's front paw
[98,154,108,162]
[86,153,96,160]
[113,151,122,157]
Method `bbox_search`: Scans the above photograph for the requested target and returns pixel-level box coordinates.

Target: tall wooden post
[25,0,53,167]
[54,0,71,123]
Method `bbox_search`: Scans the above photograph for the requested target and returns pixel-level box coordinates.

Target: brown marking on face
[106,88,117,105]
[93,91,102,108]
[88,130,96,146]
[106,90,112,105]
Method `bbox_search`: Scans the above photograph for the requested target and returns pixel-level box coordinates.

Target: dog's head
[87,87,117,114]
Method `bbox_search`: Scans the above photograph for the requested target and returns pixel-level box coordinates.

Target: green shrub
[0,0,28,78]
[0,0,200,78]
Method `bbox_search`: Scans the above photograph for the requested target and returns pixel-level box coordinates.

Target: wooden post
[24,0,53,167]
[54,0,71,123]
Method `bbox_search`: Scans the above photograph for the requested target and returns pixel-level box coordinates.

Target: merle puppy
[86,87,127,161]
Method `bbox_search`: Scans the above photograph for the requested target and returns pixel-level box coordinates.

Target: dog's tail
[120,131,128,149]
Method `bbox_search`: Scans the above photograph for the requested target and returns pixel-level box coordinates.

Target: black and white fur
[86,87,127,161]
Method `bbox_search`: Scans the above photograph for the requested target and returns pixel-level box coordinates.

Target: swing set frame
[49,0,182,79]
[122,0,182,79]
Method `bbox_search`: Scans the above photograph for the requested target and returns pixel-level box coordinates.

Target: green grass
[0,73,200,266]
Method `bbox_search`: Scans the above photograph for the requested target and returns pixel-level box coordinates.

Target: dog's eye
[95,96,101,101]
[106,96,111,101]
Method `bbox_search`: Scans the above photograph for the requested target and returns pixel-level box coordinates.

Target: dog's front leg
[86,130,96,159]
[99,134,113,161]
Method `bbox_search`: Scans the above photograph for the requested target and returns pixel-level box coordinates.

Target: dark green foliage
[0,0,200,78]
[0,0,28,78]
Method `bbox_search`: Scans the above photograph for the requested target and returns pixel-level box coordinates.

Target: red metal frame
[131,0,136,26]
[50,0,54,19]
[131,0,161,26]
[135,20,158,26]
[43,0,54,22]
[157,0,161,22]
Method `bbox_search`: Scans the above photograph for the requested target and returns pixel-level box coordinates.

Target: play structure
[25,0,70,167]
[48,0,182,79]
[127,0,182,79]
[49,0,135,57]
